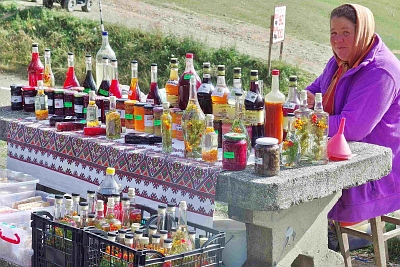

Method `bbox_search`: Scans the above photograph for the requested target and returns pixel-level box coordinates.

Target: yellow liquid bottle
[211,65,229,119]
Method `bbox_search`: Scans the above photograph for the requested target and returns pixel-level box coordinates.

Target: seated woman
[306,4,400,224]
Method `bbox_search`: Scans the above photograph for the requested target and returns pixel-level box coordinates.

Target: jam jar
[10,84,23,111]
[64,90,75,116]
[74,92,85,119]
[254,137,280,177]
[95,96,104,122]
[222,133,248,171]
[45,88,55,114]
[22,86,37,112]
[54,89,65,116]
[134,102,146,132]
[124,100,136,129]
[116,98,128,127]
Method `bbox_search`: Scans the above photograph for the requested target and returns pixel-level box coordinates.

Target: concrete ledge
[216,142,392,211]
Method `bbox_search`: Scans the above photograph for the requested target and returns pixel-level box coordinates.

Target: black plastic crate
[83,219,225,267]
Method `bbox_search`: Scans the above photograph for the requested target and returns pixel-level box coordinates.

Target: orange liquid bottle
[165,58,179,108]
[211,65,230,119]
[128,60,141,101]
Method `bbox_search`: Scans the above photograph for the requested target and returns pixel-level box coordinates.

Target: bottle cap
[102,31,108,36]
[131,223,141,232]
[118,229,127,234]
[234,67,241,73]
[72,193,80,197]
[159,230,168,235]
[87,190,95,194]
[170,58,178,64]
[44,48,50,52]
[217,65,225,76]
[189,230,196,235]
[315,93,322,102]
[68,52,73,56]
[203,62,210,68]
[107,232,117,237]
[158,204,167,210]
[186,53,194,59]
[287,113,295,117]
[32,43,38,47]
[106,167,115,175]
[149,224,157,231]
[289,75,298,82]
[131,59,138,64]
[55,195,63,200]
[102,56,109,61]
[255,137,279,146]
[134,229,143,235]
[162,102,170,109]
[85,54,91,58]
[55,195,63,204]
[271,69,280,76]
[235,92,243,97]
[167,202,176,208]
[79,202,88,207]
[250,70,258,76]
[179,201,187,210]
[88,214,95,219]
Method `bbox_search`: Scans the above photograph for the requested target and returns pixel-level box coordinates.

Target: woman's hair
[331,4,357,25]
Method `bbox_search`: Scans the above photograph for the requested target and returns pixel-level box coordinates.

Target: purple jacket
[307,34,400,222]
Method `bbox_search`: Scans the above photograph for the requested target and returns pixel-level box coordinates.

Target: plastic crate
[0,169,39,196]
[82,217,225,267]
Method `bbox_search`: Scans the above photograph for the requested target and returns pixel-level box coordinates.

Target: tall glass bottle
[106,96,121,139]
[27,43,44,87]
[309,93,329,164]
[96,31,116,87]
[109,58,122,98]
[178,53,201,110]
[82,54,97,94]
[94,200,109,231]
[121,197,130,230]
[294,90,311,163]
[165,202,176,236]
[201,114,218,163]
[182,76,206,158]
[86,91,99,127]
[156,204,167,232]
[128,188,142,224]
[105,197,122,231]
[171,201,193,253]
[146,63,162,105]
[281,113,300,168]
[211,65,230,119]
[197,62,214,115]
[97,167,120,212]
[43,49,55,88]
[98,56,111,97]
[54,195,63,221]
[230,92,251,157]
[35,80,48,120]
[161,102,173,153]
[128,60,141,101]
[245,70,265,147]
[227,67,243,119]
[264,69,285,143]
[63,52,80,89]
[282,75,300,140]
[165,58,179,108]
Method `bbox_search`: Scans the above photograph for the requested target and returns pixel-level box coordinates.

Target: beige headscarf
[323,4,376,115]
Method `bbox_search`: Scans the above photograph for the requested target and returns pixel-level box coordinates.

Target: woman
[306,4,400,223]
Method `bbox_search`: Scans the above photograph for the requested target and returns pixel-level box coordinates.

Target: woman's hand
[307,91,315,109]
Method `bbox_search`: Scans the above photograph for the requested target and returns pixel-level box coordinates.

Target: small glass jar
[144,104,154,134]
[45,88,55,114]
[74,92,85,119]
[124,100,136,129]
[117,98,128,127]
[153,106,163,137]
[64,90,75,116]
[95,96,104,122]
[175,110,183,141]
[134,102,146,132]
[254,137,280,177]
[22,86,37,112]
[222,133,248,171]
[54,89,65,116]
[171,108,180,139]
[10,84,23,111]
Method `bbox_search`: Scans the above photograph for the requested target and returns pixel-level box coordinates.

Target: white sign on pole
[272,5,286,43]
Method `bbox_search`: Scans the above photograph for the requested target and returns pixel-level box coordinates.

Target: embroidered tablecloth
[7,119,221,226]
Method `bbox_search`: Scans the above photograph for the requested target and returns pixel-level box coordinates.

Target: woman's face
[330,16,356,61]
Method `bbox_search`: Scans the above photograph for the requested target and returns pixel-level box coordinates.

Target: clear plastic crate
[0,169,39,195]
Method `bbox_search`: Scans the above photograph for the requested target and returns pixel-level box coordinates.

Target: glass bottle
[201,114,218,163]
[112,193,121,221]
[88,214,95,227]
[159,230,168,248]
[121,197,130,229]
[230,92,251,157]
[72,193,80,216]
[163,239,173,256]
[227,67,243,119]
[264,69,285,143]
[117,229,126,245]
[105,197,122,231]
[178,53,201,110]
[98,56,111,97]
[309,93,329,164]
[106,96,121,139]
[294,90,311,163]
[134,229,143,249]
[146,63,162,105]
[139,237,150,250]
[171,201,193,253]
[72,216,81,228]
[86,91,99,127]
[161,101,173,153]
[109,58,122,98]
[156,204,167,233]
[281,113,301,168]
[197,62,214,114]
[151,234,161,251]
[165,202,176,237]
[79,202,89,227]
[128,188,142,224]
[86,190,96,215]
[35,80,48,120]
[43,49,55,88]
[64,198,73,220]
[96,31,116,87]
[182,76,206,158]
[94,200,109,231]
[148,224,157,244]
[165,58,179,108]
[245,70,265,147]
[283,75,300,140]
[27,43,44,87]
[82,54,97,94]
[211,65,230,119]
[54,195,63,221]
[63,52,80,89]
[124,234,134,248]
[97,167,120,212]
[128,60,141,101]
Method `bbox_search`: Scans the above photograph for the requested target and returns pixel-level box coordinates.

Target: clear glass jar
[254,137,280,176]
[124,100,136,129]
[202,114,218,163]
[161,102,172,153]
[153,105,163,137]
[222,133,248,171]
[144,104,154,134]
[134,102,146,132]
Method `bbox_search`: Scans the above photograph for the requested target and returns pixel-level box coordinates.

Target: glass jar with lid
[134,102,146,132]
[144,104,154,134]
[222,132,248,171]
[124,100,136,129]
[254,137,280,176]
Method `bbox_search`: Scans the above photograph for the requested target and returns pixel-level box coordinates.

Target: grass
[0,1,316,95]
[142,0,400,58]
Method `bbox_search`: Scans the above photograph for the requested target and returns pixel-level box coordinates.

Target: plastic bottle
[109,58,122,98]
[27,43,44,87]
[178,53,201,110]
[96,31,116,87]
[63,52,80,89]
[97,167,120,212]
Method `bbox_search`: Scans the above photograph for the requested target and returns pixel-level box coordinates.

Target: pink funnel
[327,117,352,161]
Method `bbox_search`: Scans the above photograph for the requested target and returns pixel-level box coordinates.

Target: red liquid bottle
[98,56,111,97]
[27,43,44,87]
[109,58,122,98]
[128,60,141,101]
[146,63,162,105]
[63,52,80,89]
[178,53,201,110]
[82,54,97,94]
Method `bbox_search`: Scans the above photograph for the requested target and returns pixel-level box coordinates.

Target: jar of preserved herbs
[222,133,248,171]
[124,100,136,129]
[254,137,280,177]
[153,105,163,137]
[64,90,75,116]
